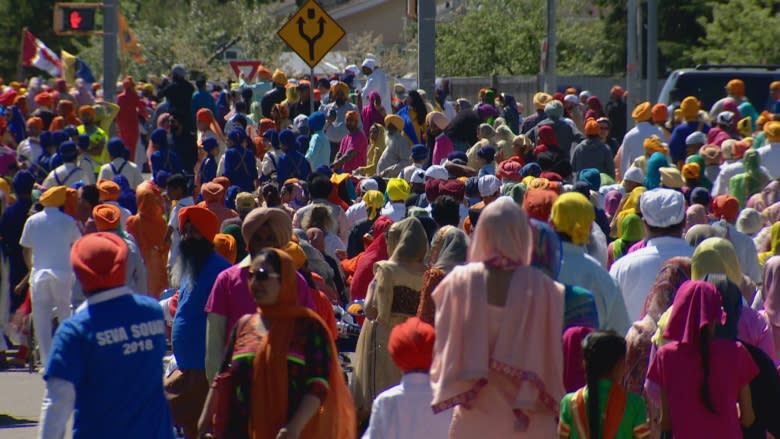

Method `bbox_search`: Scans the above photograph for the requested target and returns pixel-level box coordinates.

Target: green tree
[692,0,780,65]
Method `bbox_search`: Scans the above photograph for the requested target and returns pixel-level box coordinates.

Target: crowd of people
[1,57,780,438]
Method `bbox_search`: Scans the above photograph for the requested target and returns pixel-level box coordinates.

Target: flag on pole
[21,29,61,76]
[61,50,95,86]
[118,13,145,64]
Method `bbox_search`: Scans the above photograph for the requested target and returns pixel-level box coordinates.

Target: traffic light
[54,3,101,35]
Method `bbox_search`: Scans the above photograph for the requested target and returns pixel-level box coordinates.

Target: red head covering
[537,125,557,147]
[438,179,466,201]
[711,195,739,223]
[424,178,441,202]
[563,326,593,392]
[351,216,394,300]
[98,180,121,201]
[496,159,524,182]
[178,205,219,242]
[201,181,225,204]
[388,317,435,372]
[34,92,53,108]
[663,280,723,344]
[93,204,121,231]
[26,116,43,130]
[523,189,558,222]
[71,232,128,293]
[212,176,231,191]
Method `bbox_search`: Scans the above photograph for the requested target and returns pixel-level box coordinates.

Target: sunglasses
[248,268,279,282]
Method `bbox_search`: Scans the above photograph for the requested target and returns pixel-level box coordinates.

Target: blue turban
[263,129,279,149]
[58,141,78,161]
[202,137,218,152]
[577,168,601,192]
[279,129,296,149]
[108,137,126,158]
[308,112,326,132]
[77,134,90,151]
[150,128,168,147]
[228,127,246,145]
[521,162,542,178]
[12,170,35,194]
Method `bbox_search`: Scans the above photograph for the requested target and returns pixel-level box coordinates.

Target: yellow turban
[332,81,349,97]
[550,192,595,245]
[271,69,287,86]
[533,92,552,109]
[213,233,237,264]
[40,186,67,207]
[631,101,652,121]
[765,121,780,142]
[643,135,668,156]
[363,190,385,219]
[284,241,307,270]
[386,178,411,202]
[681,162,701,181]
[385,114,404,131]
[680,97,700,121]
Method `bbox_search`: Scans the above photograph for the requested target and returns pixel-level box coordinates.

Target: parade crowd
[1,57,780,439]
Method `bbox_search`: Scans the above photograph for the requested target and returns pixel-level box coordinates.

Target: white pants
[31,269,73,367]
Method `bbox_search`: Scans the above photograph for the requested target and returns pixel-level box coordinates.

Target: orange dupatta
[570,382,627,439]
[249,249,355,439]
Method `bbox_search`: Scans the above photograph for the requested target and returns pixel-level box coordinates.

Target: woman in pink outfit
[430,197,565,438]
[647,280,758,439]
[760,255,780,363]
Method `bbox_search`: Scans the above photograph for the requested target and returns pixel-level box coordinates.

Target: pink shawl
[431,198,564,428]
[663,280,723,345]
[563,326,593,392]
[761,256,780,344]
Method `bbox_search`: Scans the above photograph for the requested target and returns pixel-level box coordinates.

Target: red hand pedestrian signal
[69,10,83,29]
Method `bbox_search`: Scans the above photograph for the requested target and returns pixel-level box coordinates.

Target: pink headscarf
[762,256,780,327]
[361,91,384,137]
[563,326,593,392]
[604,190,623,218]
[469,197,532,269]
[663,280,723,345]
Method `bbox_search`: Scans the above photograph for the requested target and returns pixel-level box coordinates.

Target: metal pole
[647,0,658,102]
[310,67,315,115]
[102,0,118,103]
[545,0,557,93]
[417,0,435,96]
[626,0,637,125]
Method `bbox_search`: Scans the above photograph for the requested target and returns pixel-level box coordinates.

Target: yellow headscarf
[691,237,743,286]
[40,186,67,207]
[550,192,595,245]
[363,190,385,220]
[760,221,780,267]
[386,178,411,202]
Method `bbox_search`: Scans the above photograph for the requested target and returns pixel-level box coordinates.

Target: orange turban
[631,102,652,121]
[98,180,121,201]
[765,121,780,142]
[26,117,43,130]
[284,241,307,270]
[726,79,745,97]
[584,118,600,136]
[680,97,700,121]
[388,317,435,372]
[643,135,668,156]
[40,186,67,207]
[200,181,225,203]
[79,105,97,120]
[64,188,78,219]
[345,110,359,124]
[178,205,219,242]
[257,65,272,81]
[681,162,701,181]
[196,108,216,124]
[213,233,237,264]
[212,176,231,191]
[93,204,121,231]
[34,92,53,108]
[652,103,668,123]
[71,232,128,293]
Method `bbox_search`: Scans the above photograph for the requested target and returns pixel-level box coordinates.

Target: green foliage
[693,0,780,65]
[75,0,284,81]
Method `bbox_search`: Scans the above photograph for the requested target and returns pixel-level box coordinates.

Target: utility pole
[626,0,638,124]
[545,0,557,93]
[417,0,436,96]
[102,0,118,103]
[647,0,658,102]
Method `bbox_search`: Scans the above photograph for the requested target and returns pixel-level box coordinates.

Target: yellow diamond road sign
[277,0,346,68]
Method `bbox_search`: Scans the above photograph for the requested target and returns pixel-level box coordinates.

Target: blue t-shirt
[45,288,173,439]
[172,252,231,369]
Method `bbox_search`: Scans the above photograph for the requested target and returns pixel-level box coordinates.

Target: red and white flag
[21,29,61,77]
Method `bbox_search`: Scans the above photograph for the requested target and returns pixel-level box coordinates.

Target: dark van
[658,64,780,112]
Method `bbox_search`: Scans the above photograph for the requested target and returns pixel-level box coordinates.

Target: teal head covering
[644,152,669,190]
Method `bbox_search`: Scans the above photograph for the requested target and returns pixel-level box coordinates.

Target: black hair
[431,195,460,228]
[257,247,282,276]
[195,78,207,89]
[407,90,428,125]
[371,176,387,194]
[308,174,333,199]
[166,173,188,192]
[79,184,99,207]
[234,101,248,116]
[699,326,716,414]
[703,273,742,340]
[582,331,627,439]
[241,87,253,102]
[261,184,282,207]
